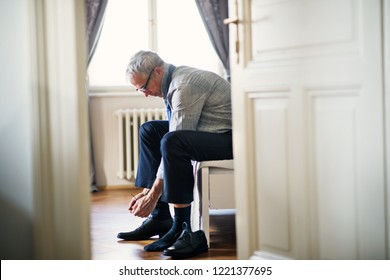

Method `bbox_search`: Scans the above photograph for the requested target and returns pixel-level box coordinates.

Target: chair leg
[201,167,210,247]
[191,161,202,231]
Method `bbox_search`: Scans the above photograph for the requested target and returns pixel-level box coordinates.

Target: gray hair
[125,50,164,82]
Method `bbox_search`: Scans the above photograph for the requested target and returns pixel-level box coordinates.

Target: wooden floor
[90,186,237,260]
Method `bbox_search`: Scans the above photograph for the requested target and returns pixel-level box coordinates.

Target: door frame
[31,0,91,259]
[384,0,390,260]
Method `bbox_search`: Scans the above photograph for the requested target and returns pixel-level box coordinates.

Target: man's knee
[139,121,162,140]
[160,131,183,154]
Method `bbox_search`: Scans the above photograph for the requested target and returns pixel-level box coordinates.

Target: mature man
[117,50,233,258]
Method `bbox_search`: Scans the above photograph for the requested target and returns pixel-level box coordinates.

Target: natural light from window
[88,0,221,88]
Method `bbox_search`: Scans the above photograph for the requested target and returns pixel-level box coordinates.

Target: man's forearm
[148,178,163,200]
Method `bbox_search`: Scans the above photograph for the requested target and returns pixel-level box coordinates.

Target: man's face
[130,68,162,98]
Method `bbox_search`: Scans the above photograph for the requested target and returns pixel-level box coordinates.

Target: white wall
[89,93,164,187]
[0,0,35,259]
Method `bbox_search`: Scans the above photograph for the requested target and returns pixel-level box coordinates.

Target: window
[87,0,221,88]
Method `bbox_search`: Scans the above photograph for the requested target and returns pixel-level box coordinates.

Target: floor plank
[90,186,237,260]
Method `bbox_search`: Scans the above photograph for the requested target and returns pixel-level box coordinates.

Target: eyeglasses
[136,68,155,93]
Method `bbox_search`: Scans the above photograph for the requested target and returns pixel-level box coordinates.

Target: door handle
[223,17,239,25]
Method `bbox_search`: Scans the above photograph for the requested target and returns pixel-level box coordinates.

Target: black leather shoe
[117,216,173,241]
[163,223,208,259]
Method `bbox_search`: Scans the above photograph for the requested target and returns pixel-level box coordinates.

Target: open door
[228,0,387,259]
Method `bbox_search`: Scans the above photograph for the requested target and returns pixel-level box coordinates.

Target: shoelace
[176,222,193,243]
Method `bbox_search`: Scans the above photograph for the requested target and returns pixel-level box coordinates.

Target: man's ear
[154,66,163,76]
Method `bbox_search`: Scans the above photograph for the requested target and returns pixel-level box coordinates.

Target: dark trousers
[135,120,233,204]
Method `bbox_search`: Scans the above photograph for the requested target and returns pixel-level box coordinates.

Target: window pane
[88,0,148,86]
[156,0,220,73]
[88,0,221,87]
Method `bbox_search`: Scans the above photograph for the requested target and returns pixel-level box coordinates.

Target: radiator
[115,108,167,180]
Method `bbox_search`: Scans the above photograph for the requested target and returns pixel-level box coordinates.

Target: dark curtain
[195,0,230,81]
[85,0,108,191]
[86,0,108,65]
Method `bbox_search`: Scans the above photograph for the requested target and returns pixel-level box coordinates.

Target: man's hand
[128,189,148,212]
[129,179,163,218]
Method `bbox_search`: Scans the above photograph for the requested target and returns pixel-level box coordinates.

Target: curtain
[85,0,108,191]
[86,0,108,65]
[195,0,230,81]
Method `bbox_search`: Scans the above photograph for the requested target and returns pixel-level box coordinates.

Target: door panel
[253,96,290,253]
[251,0,358,61]
[312,93,359,259]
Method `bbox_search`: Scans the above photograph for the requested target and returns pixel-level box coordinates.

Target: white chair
[192,160,235,246]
